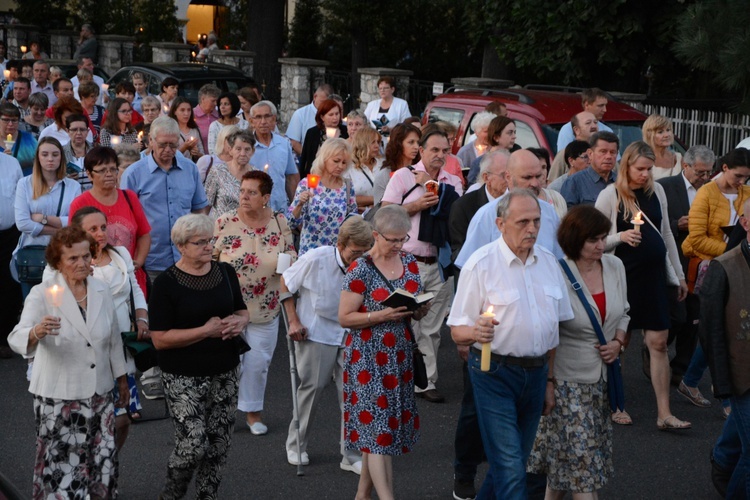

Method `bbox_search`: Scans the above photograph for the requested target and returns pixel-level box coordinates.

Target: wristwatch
[41,214,48,225]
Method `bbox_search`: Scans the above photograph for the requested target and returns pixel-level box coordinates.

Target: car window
[513,120,540,149]
[427,107,465,131]
[462,112,482,147]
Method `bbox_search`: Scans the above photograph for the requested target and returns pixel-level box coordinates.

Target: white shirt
[455,193,563,268]
[363,97,411,129]
[448,236,574,357]
[346,159,383,198]
[72,75,106,106]
[682,171,698,206]
[0,155,23,230]
[39,125,93,146]
[282,245,349,346]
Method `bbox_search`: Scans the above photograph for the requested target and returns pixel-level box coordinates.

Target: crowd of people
[0,46,749,500]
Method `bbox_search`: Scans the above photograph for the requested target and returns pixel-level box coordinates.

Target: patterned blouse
[204,163,240,220]
[99,128,139,147]
[287,177,357,255]
[213,210,297,323]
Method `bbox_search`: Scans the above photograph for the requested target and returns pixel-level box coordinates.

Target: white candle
[325,127,337,139]
[631,211,644,233]
[263,164,269,172]
[45,285,64,346]
[480,306,495,372]
[110,135,121,146]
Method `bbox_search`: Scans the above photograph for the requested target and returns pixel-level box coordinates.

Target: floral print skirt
[527,378,613,493]
[32,392,118,500]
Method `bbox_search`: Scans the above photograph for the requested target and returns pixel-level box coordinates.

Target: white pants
[237,317,279,413]
[285,339,361,465]
[411,262,453,392]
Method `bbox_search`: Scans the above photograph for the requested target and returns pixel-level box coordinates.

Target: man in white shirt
[448,189,574,499]
[0,154,23,358]
[30,61,55,106]
[285,84,332,156]
[280,217,373,474]
[71,57,105,105]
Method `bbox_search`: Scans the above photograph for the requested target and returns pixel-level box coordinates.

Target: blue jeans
[454,361,485,482]
[468,350,548,499]
[727,394,750,499]
[683,344,730,409]
[714,408,741,473]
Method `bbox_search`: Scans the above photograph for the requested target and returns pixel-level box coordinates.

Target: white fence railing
[621,101,750,154]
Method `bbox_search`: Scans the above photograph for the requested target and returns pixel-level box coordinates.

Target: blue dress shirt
[250,132,298,212]
[556,121,613,153]
[560,166,617,209]
[0,155,23,230]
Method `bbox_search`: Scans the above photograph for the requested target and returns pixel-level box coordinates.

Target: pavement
[0,326,726,499]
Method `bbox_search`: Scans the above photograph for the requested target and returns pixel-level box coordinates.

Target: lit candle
[20,45,27,54]
[480,305,495,372]
[45,284,64,345]
[5,133,14,150]
[306,174,320,190]
[342,117,348,125]
[101,83,109,92]
[191,51,196,58]
[137,131,143,144]
[476,144,486,154]
[631,211,644,233]
[163,104,169,114]
[3,69,8,80]
[5,134,11,142]
[263,164,269,172]
[325,127,337,139]
[110,135,121,146]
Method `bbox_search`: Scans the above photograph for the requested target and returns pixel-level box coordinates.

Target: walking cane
[279,295,305,477]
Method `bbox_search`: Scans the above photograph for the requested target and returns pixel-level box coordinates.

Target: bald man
[548,111,598,182]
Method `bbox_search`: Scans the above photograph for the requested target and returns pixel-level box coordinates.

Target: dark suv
[106,63,255,106]
[423,86,650,157]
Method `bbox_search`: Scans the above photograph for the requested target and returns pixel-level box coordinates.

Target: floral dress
[213,210,296,323]
[287,177,357,255]
[342,253,421,455]
[204,163,240,220]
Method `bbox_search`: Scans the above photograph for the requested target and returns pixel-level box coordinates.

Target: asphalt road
[0,326,726,499]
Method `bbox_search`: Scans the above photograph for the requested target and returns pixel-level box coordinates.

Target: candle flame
[634,211,642,222]
[325,127,337,139]
[307,174,320,189]
[486,305,494,315]
[264,164,269,172]
[46,284,63,307]
[6,134,11,142]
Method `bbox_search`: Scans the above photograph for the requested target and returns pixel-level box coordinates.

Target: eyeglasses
[68,127,88,133]
[252,114,274,121]
[688,165,712,178]
[91,167,119,176]
[378,234,410,244]
[0,117,19,124]
[577,153,590,161]
[118,109,133,114]
[187,237,216,247]
[154,142,179,150]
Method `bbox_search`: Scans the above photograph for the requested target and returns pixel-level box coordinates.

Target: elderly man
[70,57,105,104]
[120,116,210,400]
[556,88,613,152]
[548,111,598,183]
[280,216,372,473]
[30,61,54,105]
[249,100,299,211]
[382,127,464,403]
[449,189,574,498]
[193,84,220,153]
[561,131,619,208]
[456,149,564,269]
[11,77,31,119]
[285,84,333,156]
[0,153,23,358]
[73,24,98,62]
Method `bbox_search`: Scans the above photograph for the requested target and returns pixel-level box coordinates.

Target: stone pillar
[98,35,135,78]
[150,42,192,64]
[49,30,77,60]
[208,50,255,77]
[277,57,329,133]
[357,68,413,112]
[450,77,514,90]
[5,24,41,59]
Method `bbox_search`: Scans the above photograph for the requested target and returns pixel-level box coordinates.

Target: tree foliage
[288,0,324,59]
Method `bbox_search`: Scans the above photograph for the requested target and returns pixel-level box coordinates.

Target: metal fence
[254,61,282,107]
[407,78,446,117]
[622,100,750,154]
[324,70,358,113]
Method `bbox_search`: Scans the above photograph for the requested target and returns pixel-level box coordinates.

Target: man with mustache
[561,131,619,208]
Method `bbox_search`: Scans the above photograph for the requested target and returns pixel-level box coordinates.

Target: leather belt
[471,347,547,368]
[413,255,437,265]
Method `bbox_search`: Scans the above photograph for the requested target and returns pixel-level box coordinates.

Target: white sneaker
[340,460,362,475]
[247,421,268,435]
[286,448,310,466]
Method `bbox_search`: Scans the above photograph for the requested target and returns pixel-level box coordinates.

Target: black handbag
[364,256,429,390]
[217,262,251,355]
[119,251,158,372]
[16,182,66,284]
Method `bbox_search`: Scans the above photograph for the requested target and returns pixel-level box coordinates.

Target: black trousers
[0,226,22,347]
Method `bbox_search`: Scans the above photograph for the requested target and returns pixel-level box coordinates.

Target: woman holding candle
[207,92,249,155]
[642,114,682,181]
[213,170,296,434]
[466,116,520,185]
[527,205,629,498]
[288,138,357,255]
[298,98,349,177]
[595,141,689,430]
[168,97,204,162]
[21,92,53,139]
[338,204,430,500]
[204,129,255,219]
[38,97,91,147]
[372,123,422,205]
[157,77,179,114]
[0,102,38,175]
[8,225,128,499]
[348,126,383,213]
[99,98,139,148]
[456,111,494,169]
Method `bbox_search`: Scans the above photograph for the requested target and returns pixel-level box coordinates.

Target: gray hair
[226,129,255,149]
[478,150,510,185]
[28,92,49,109]
[141,95,160,109]
[373,204,411,235]
[472,112,496,133]
[198,83,221,100]
[346,109,367,123]
[76,68,92,80]
[250,100,278,118]
[113,144,141,167]
[149,115,180,139]
[49,66,63,78]
[496,188,540,218]
[214,124,239,156]
[337,216,374,248]
[32,60,49,70]
[172,214,214,247]
[683,145,716,167]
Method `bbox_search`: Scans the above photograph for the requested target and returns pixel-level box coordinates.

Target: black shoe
[641,345,651,380]
[453,479,476,500]
[417,389,445,403]
[710,452,732,498]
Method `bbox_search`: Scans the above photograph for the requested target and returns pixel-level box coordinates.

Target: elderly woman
[9,226,127,499]
[99,97,139,148]
[197,124,238,184]
[363,76,412,135]
[169,97,204,161]
[642,114,682,181]
[39,97,92,147]
[595,141,689,430]
[457,111,494,168]
[14,137,81,296]
[157,77,179,114]
[348,126,383,213]
[289,138,358,255]
[207,92,249,154]
[78,81,105,140]
[467,116,518,185]
[149,214,248,499]
[346,109,368,142]
[298,98,349,177]
[548,140,591,192]
[69,147,151,295]
[1,102,38,175]
[528,205,629,499]
[339,204,430,500]
[63,113,94,191]
[114,144,142,185]
[21,92,53,139]
[372,123,422,206]
[205,129,255,218]
[214,171,296,434]
[134,95,162,153]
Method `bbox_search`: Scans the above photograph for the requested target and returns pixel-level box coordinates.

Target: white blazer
[364,97,411,128]
[8,274,127,400]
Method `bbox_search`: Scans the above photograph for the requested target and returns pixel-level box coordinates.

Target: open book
[381,288,434,311]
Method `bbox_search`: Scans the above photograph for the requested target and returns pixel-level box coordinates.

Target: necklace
[75,293,88,303]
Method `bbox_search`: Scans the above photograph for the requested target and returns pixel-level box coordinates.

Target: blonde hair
[352,127,381,170]
[641,114,673,150]
[215,124,239,156]
[32,137,66,199]
[311,138,351,176]
[615,141,656,221]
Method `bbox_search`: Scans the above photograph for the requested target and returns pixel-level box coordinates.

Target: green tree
[15,0,70,32]
[288,0,324,58]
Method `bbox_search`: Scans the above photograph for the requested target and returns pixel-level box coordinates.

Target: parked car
[106,62,255,106]
[423,86,653,157]
[26,59,110,82]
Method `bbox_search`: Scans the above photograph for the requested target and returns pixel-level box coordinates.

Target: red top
[591,291,606,324]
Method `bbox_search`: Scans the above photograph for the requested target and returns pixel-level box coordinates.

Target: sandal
[657,415,691,431]
[129,411,142,422]
[722,406,732,420]
[611,410,633,425]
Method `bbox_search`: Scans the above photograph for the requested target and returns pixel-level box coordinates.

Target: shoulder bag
[117,247,158,372]
[217,262,252,355]
[16,182,66,284]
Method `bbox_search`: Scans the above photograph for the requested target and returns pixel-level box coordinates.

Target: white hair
[471,112,496,133]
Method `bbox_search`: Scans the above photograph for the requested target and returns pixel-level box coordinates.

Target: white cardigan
[363,97,411,128]
[594,182,685,281]
[9,273,127,400]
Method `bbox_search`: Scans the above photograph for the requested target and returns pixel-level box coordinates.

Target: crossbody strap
[558,259,607,346]
[55,182,66,217]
